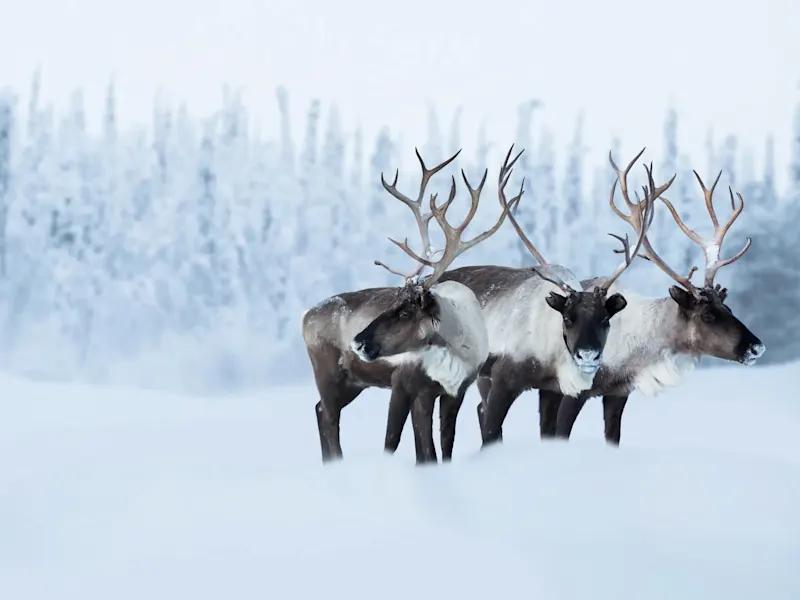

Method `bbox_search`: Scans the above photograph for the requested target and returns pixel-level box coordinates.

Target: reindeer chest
[589,367,636,398]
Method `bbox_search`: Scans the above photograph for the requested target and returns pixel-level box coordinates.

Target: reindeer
[301,147,523,464]
[383,146,667,451]
[539,150,767,444]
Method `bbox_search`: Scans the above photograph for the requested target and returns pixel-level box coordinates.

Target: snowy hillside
[2,361,799,600]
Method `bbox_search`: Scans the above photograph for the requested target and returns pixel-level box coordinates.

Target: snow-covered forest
[0,73,797,393]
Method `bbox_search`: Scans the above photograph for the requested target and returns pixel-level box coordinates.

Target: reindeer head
[669,284,764,365]
[351,285,442,361]
[609,153,765,366]
[351,146,522,363]
[501,146,669,375]
[545,285,628,373]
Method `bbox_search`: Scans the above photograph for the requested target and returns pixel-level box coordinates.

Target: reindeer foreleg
[554,393,589,439]
[602,394,629,445]
[538,390,563,438]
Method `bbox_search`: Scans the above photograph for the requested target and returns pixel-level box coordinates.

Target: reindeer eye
[601,317,610,326]
[399,309,413,321]
[563,315,574,327]
[701,311,716,324]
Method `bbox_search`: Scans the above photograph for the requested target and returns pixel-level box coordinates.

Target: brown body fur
[304,286,475,463]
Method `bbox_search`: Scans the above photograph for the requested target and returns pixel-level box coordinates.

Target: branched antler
[658,170,752,289]
[387,147,525,289]
[496,145,578,294]
[374,148,461,283]
[607,148,693,292]
[601,149,675,293]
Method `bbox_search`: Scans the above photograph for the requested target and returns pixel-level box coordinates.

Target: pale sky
[2,0,799,190]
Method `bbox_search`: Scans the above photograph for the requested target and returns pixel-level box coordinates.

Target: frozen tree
[0,72,790,389]
[448,106,462,157]
[790,98,800,204]
[423,104,443,163]
[0,92,13,277]
[560,113,587,273]
[731,205,800,365]
[763,135,776,207]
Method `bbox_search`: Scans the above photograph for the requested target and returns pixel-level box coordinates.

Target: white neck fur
[600,284,697,397]
[421,281,489,396]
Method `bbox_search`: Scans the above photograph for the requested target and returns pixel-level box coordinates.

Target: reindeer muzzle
[741,342,766,366]
[573,348,603,374]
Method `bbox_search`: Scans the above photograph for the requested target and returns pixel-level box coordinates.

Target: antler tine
[702,186,752,286]
[693,169,723,229]
[660,169,752,288]
[376,149,461,284]
[608,146,647,216]
[498,145,549,267]
[608,151,698,294]
[373,259,425,283]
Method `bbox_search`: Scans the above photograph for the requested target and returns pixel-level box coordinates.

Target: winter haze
[0,1,799,598]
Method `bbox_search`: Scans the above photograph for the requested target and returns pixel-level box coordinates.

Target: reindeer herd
[301,145,766,464]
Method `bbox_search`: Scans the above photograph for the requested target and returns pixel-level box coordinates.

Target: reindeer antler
[496,145,578,294]
[600,149,673,293]
[385,146,525,289]
[658,170,752,289]
[374,148,461,283]
[607,148,695,293]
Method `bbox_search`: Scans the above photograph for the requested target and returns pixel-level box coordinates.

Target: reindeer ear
[419,289,438,313]
[605,293,627,316]
[669,286,695,310]
[546,292,568,314]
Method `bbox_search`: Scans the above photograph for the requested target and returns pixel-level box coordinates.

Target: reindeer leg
[410,389,438,465]
[384,383,412,455]
[538,390,562,439]
[554,394,588,440]
[315,401,331,460]
[481,378,521,447]
[315,382,364,463]
[602,394,629,445]
[439,380,471,462]
[476,376,492,436]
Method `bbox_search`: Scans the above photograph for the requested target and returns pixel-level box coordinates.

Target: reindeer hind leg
[476,376,492,436]
[439,380,471,462]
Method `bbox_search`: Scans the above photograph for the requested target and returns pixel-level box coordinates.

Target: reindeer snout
[576,349,601,362]
[574,348,602,373]
[742,342,766,366]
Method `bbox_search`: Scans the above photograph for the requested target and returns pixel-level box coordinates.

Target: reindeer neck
[599,289,698,397]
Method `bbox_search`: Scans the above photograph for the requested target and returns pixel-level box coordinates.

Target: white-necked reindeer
[386,146,668,452]
[301,147,522,464]
[544,150,766,444]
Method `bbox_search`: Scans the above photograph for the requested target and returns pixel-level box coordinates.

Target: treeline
[0,72,796,393]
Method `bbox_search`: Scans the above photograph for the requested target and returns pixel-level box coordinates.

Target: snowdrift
[1,361,799,599]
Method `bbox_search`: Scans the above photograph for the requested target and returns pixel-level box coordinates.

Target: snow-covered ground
[2,361,800,600]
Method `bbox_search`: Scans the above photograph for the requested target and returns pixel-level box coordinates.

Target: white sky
[2,0,799,190]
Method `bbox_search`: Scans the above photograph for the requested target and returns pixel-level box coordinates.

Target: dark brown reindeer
[301,147,523,464]
[387,146,665,451]
[546,151,766,444]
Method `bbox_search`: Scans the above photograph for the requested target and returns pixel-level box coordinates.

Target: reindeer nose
[576,349,601,362]
[574,349,602,374]
[749,343,766,359]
